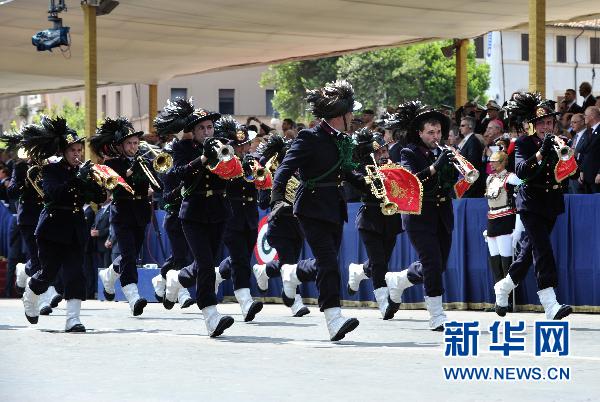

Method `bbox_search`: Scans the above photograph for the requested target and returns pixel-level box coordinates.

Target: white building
[475,21,600,105]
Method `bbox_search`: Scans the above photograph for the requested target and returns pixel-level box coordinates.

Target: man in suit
[384,102,458,331]
[579,82,596,111]
[579,106,600,193]
[271,80,365,341]
[564,89,583,113]
[569,113,587,193]
[494,92,572,321]
[458,116,485,197]
[92,197,112,268]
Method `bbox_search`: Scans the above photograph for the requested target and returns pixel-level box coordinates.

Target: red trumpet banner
[454,179,471,199]
[379,165,423,215]
[95,164,134,194]
[209,157,243,179]
[254,172,273,190]
[554,156,577,183]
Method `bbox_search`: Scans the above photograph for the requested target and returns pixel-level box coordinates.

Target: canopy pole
[455,39,469,108]
[149,84,157,134]
[82,3,97,161]
[528,0,546,96]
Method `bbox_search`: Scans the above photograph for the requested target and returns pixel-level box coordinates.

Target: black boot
[501,256,514,311]
[489,255,504,283]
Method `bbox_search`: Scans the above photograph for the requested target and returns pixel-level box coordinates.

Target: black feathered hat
[385,101,450,144]
[505,92,558,127]
[20,116,83,162]
[153,98,195,138]
[90,117,140,158]
[0,129,23,153]
[306,80,361,119]
[214,116,252,146]
[352,127,376,164]
[256,134,290,166]
[184,107,221,133]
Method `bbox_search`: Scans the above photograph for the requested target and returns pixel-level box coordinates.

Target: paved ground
[1,299,599,402]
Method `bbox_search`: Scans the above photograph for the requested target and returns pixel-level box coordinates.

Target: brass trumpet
[552,135,574,161]
[26,165,44,198]
[435,143,480,184]
[139,141,173,174]
[364,154,398,216]
[76,159,133,194]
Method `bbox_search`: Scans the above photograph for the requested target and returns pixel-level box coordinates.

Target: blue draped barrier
[1,197,598,310]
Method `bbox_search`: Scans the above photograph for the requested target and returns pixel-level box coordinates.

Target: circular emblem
[236,131,246,141]
[254,215,278,264]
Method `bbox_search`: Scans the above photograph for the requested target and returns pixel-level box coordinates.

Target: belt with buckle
[229,196,255,202]
[190,189,225,197]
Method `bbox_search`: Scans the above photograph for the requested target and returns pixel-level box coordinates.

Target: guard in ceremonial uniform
[212,116,263,322]
[494,93,572,320]
[93,117,162,316]
[21,116,107,331]
[383,101,458,331]
[150,99,197,308]
[251,135,312,317]
[271,80,366,341]
[484,151,522,291]
[162,104,242,337]
[346,129,403,320]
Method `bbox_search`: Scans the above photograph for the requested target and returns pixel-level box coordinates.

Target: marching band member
[1,130,59,315]
[384,101,458,331]
[21,116,107,331]
[271,80,366,341]
[494,93,573,320]
[251,135,312,317]
[212,116,264,322]
[484,151,522,300]
[346,128,403,320]
[151,99,196,308]
[93,117,162,317]
[163,105,243,337]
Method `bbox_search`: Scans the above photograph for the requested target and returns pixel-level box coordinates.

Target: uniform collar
[320,120,341,137]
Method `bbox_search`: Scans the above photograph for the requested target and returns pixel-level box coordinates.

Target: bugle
[435,143,480,184]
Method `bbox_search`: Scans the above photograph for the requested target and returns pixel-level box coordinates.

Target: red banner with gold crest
[379,165,423,214]
[554,156,577,183]
[209,157,243,179]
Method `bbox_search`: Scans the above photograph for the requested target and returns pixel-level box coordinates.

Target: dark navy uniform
[28,160,106,299]
[172,138,232,310]
[160,168,192,277]
[218,177,259,290]
[8,160,44,278]
[400,143,457,297]
[356,177,403,289]
[507,134,565,289]
[104,156,157,288]
[272,121,364,311]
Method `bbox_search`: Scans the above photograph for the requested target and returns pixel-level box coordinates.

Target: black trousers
[84,252,96,299]
[265,236,317,283]
[219,225,257,290]
[359,229,397,289]
[179,220,225,310]
[298,216,343,311]
[5,219,25,297]
[112,223,145,287]
[19,224,41,277]
[30,237,85,300]
[406,223,452,297]
[508,212,558,290]
[161,212,192,278]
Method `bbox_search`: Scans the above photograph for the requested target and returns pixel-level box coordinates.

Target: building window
[170,88,187,100]
[101,94,107,117]
[116,91,121,116]
[265,89,277,116]
[474,36,484,59]
[521,33,529,61]
[556,35,566,63]
[591,37,600,64]
[219,89,235,115]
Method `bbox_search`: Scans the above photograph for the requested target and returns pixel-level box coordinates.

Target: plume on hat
[214,115,240,140]
[20,116,76,162]
[256,134,289,163]
[306,80,355,119]
[153,98,195,138]
[0,128,23,153]
[90,117,134,158]
[383,100,424,131]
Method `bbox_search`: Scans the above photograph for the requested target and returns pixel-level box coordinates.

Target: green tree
[33,99,86,135]
[260,57,338,121]
[262,40,490,119]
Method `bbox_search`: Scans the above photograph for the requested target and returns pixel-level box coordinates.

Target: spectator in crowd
[474,104,487,133]
[296,123,306,131]
[92,195,112,267]
[350,117,363,132]
[569,113,587,194]
[579,82,596,110]
[446,125,463,149]
[361,109,376,129]
[281,118,296,132]
[247,117,274,136]
[283,129,298,140]
[480,100,502,133]
[579,106,600,193]
[560,113,574,136]
[83,203,96,299]
[483,119,505,174]
[0,166,10,202]
[564,89,583,113]
[457,116,486,197]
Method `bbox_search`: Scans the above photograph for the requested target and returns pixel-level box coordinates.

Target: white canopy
[1,0,599,96]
